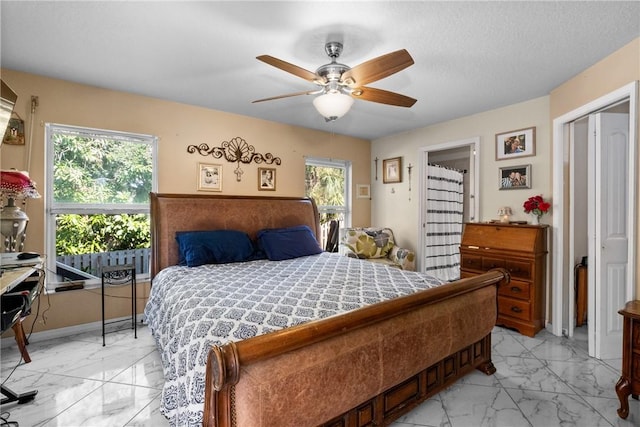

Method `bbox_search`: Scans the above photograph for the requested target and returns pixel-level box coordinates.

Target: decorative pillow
[175,230,255,267]
[343,228,395,259]
[257,225,322,261]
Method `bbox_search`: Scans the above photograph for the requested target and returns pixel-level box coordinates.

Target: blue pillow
[257,225,322,261]
[175,230,255,267]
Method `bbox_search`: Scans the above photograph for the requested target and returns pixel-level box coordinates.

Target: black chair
[325,220,340,253]
[1,271,42,363]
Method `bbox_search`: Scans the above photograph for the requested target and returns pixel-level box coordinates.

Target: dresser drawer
[498,279,530,301]
[482,257,506,270]
[632,319,640,348]
[506,260,533,280]
[498,296,531,321]
[461,254,483,271]
[632,352,640,382]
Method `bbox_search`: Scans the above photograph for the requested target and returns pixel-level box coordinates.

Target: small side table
[616,300,640,419]
[101,264,137,346]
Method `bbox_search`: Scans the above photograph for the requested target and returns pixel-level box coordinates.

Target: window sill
[46,275,149,294]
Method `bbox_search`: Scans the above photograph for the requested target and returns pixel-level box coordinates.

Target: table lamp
[0,170,41,252]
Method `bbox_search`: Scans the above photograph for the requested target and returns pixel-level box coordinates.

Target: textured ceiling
[1,1,639,140]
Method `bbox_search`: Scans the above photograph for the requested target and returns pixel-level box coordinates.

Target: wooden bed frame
[150,193,509,427]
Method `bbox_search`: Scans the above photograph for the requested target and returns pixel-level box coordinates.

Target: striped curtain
[424,165,464,281]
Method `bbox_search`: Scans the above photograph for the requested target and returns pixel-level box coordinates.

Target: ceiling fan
[253,42,417,122]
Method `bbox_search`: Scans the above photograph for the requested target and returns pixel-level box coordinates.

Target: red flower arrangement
[523,195,551,217]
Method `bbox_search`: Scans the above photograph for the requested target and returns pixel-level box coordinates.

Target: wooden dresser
[460,222,548,337]
[616,300,640,419]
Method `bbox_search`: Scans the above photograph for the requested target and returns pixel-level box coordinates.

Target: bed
[145,193,509,427]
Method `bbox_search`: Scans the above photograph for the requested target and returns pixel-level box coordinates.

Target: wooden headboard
[149,193,321,278]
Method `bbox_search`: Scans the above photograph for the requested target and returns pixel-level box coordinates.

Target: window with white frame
[45,124,157,288]
[304,157,351,249]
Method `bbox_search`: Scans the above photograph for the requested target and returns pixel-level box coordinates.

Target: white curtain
[424,165,464,281]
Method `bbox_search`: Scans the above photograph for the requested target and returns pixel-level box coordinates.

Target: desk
[1,262,42,406]
[1,262,43,362]
[1,267,37,295]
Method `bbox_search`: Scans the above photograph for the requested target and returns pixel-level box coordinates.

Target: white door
[589,112,630,359]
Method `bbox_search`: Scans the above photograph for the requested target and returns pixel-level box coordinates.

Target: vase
[531,214,541,225]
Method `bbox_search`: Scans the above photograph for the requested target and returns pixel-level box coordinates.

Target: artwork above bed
[187,136,281,182]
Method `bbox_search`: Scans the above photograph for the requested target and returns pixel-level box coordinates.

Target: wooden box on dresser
[460,222,548,337]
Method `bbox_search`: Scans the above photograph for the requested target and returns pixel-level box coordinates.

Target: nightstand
[616,300,640,419]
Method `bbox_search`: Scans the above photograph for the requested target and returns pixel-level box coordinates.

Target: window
[45,124,157,288]
[304,157,351,249]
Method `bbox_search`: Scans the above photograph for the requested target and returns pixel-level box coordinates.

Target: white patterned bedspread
[144,252,444,426]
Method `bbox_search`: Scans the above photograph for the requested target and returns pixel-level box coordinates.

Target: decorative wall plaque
[187,137,281,182]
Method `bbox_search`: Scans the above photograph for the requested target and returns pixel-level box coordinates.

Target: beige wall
[0,69,371,334]
[371,37,639,325]
[549,37,640,295]
[371,96,551,252]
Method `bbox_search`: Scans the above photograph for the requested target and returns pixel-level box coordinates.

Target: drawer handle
[510,286,521,293]
[511,306,523,313]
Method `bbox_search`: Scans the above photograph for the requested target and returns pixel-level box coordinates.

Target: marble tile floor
[0,324,638,427]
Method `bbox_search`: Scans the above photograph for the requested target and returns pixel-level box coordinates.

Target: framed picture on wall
[499,164,531,190]
[258,167,276,191]
[3,115,25,145]
[495,126,536,160]
[356,184,370,199]
[198,163,222,191]
[383,157,402,183]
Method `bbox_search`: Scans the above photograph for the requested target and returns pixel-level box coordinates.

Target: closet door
[589,112,631,359]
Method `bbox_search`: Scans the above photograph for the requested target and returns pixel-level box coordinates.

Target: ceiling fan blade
[341,49,414,86]
[252,90,319,103]
[352,86,417,107]
[257,55,324,83]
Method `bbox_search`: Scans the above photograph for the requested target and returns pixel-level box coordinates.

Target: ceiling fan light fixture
[313,92,354,122]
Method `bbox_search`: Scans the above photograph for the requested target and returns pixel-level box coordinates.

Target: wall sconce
[497,206,513,223]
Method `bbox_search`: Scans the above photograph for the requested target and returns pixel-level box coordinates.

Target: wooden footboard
[204,269,508,427]
[322,334,494,427]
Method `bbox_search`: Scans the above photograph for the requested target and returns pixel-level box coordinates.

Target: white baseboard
[1,315,146,347]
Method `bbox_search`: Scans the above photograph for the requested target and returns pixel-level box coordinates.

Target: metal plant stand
[101,264,137,346]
